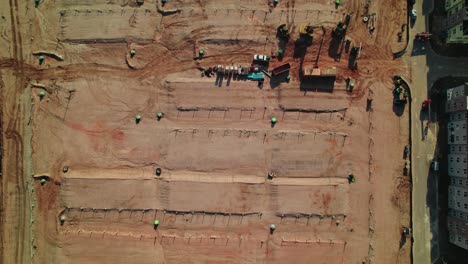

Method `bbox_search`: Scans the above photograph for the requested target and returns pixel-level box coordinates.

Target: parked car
[410,9,416,21]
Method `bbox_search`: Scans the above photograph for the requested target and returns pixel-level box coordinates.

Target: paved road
[409,1,468,264]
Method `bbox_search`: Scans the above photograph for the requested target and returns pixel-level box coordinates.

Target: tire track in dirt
[5,0,28,262]
[0,73,4,264]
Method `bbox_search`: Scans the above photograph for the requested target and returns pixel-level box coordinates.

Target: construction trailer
[300,66,337,91]
[272,63,291,76]
[302,67,337,78]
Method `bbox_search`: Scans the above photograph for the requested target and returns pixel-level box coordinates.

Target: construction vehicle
[271,63,291,76]
[253,54,270,62]
[298,24,313,46]
[247,72,264,81]
[332,14,351,38]
[277,24,290,41]
[299,24,313,36]
[404,160,410,176]
[348,44,362,70]
[410,9,417,22]
[332,22,347,38]
[403,145,410,159]
[402,227,412,238]
[393,86,408,105]
[241,66,248,76]
[259,68,272,78]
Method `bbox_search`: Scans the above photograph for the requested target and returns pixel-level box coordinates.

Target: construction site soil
[1,0,411,263]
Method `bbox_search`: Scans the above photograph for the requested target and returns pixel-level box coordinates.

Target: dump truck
[272,63,291,76]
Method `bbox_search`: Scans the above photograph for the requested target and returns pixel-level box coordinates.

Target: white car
[253,54,271,62]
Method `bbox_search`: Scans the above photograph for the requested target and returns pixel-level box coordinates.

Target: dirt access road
[1,0,410,263]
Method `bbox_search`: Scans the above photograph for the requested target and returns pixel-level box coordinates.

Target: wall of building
[446,96,468,113]
[449,144,468,154]
[450,176,468,187]
[449,111,468,122]
[444,1,468,43]
[448,129,467,145]
[447,84,467,101]
[445,0,464,11]
[449,232,468,250]
[449,231,468,250]
[448,185,468,212]
[448,154,468,177]
[447,22,468,43]
[448,119,467,132]
[449,208,468,222]
[448,217,468,237]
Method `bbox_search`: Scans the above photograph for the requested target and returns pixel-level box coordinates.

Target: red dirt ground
[0,0,410,263]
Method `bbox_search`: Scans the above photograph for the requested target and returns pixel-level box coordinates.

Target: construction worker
[271,117,278,125]
[38,55,45,65]
[270,224,276,234]
[394,86,402,94]
[154,219,160,229]
[38,91,46,100]
[335,0,341,6]
[157,112,164,120]
[349,82,355,92]
[345,77,351,88]
[135,114,142,124]
[199,49,205,58]
[60,215,67,225]
[130,50,136,58]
